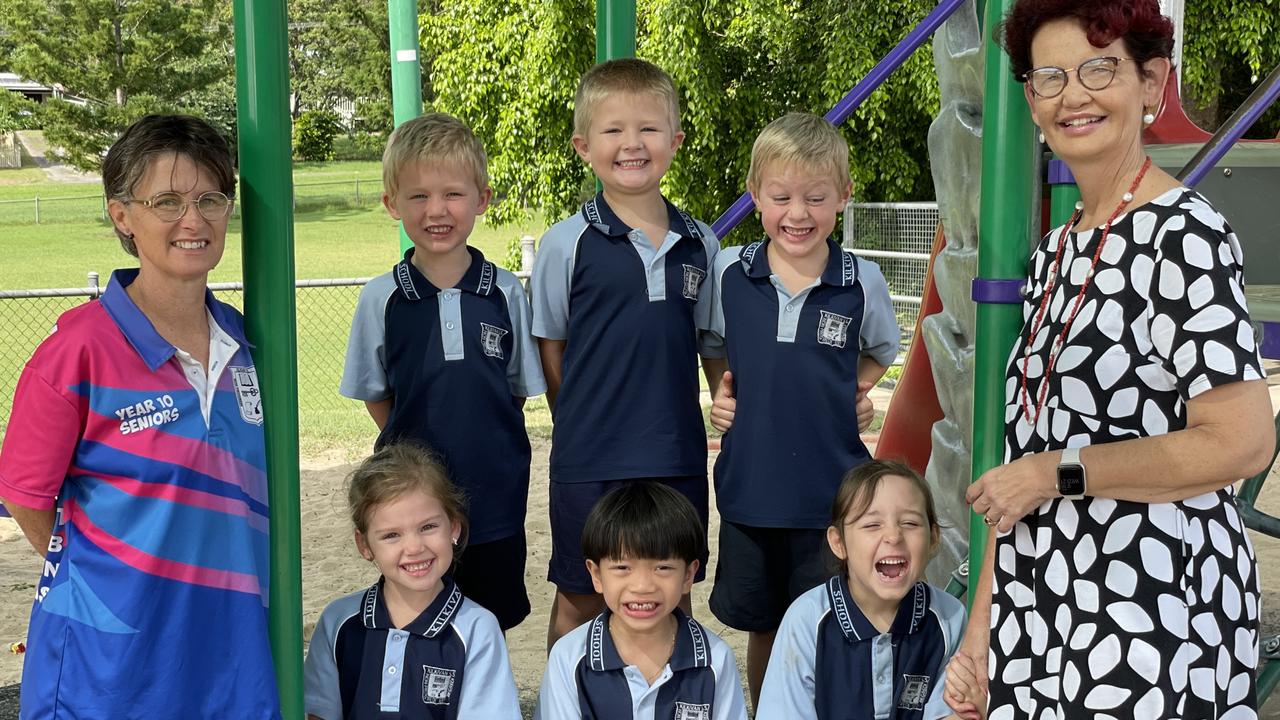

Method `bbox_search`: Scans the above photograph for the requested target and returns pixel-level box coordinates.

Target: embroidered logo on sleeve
[681,264,707,300]
[817,310,852,349]
[898,674,931,711]
[674,701,711,720]
[422,665,456,705]
[230,367,263,425]
[480,322,508,359]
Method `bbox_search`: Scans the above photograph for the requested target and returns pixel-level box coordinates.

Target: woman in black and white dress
[945,1,1276,718]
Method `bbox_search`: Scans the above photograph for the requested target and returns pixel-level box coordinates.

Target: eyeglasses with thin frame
[1021,56,1133,99]
[125,191,233,222]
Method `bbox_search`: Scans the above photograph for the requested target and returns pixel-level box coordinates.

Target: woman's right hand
[709,371,735,432]
[944,630,989,720]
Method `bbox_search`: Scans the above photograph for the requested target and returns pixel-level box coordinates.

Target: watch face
[1058,464,1086,497]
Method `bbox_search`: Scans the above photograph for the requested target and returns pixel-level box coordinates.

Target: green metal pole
[593,0,635,193]
[232,0,303,716]
[969,0,1038,606]
[596,0,636,63]
[1049,158,1081,227]
[388,0,423,252]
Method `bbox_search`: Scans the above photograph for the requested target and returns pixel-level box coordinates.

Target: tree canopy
[1182,0,1280,139]
[423,0,942,235]
[0,0,1276,191]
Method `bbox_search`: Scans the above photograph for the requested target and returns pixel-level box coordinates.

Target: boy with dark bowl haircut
[536,482,748,720]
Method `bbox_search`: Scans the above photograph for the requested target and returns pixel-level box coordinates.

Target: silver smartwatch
[1056,447,1087,500]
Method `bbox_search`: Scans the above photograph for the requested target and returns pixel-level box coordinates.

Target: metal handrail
[1178,60,1280,187]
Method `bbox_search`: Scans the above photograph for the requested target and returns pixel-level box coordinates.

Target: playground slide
[873,226,947,475]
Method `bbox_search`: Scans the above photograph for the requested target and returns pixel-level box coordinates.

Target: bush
[293,110,344,162]
[0,91,41,133]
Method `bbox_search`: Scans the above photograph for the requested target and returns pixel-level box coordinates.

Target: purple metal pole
[1179,61,1280,188]
[710,0,969,239]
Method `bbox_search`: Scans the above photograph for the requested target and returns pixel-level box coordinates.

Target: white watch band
[1061,447,1080,465]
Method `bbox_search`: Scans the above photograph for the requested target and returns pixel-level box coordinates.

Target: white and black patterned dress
[988,187,1266,719]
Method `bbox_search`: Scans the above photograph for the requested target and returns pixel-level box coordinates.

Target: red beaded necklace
[1019,156,1152,426]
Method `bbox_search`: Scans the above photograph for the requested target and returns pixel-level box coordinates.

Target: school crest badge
[422,665,456,705]
[230,367,263,425]
[673,701,710,720]
[681,264,707,300]
[817,310,852,349]
[480,322,508,359]
[898,674,931,711]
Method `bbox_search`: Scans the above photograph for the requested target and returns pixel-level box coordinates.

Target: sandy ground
[2,376,1280,717]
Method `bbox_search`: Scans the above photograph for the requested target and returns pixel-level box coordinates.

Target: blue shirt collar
[738,236,858,287]
[585,607,711,673]
[99,268,249,372]
[580,192,703,242]
[825,574,931,643]
[360,575,463,638]
[393,246,496,301]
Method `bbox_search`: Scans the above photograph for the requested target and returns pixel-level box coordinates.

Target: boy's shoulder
[712,241,755,276]
[488,263,527,298]
[542,207,593,244]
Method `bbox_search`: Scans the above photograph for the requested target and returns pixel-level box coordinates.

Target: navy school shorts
[708,520,836,632]
[453,531,530,631]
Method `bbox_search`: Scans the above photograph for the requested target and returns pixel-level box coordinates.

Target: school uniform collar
[825,574,931,643]
[738,236,858,287]
[100,267,250,372]
[585,608,712,673]
[393,246,497,301]
[359,574,463,638]
[580,192,703,242]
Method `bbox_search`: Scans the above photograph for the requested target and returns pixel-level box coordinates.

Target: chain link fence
[0,176,384,225]
[0,276,369,435]
[844,201,939,341]
[0,210,939,434]
[0,243,537,437]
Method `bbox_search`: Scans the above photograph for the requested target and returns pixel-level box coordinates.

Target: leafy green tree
[423,0,940,238]
[293,109,344,160]
[0,89,39,132]
[1182,0,1280,138]
[0,0,229,170]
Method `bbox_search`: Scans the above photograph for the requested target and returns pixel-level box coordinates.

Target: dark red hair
[1000,0,1174,79]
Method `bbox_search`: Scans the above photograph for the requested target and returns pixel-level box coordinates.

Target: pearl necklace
[1019,156,1153,426]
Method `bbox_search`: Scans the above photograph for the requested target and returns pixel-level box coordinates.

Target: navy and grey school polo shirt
[757,577,966,720]
[530,193,719,483]
[705,237,899,528]
[341,247,546,544]
[536,609,748,720]
[303,576,520,719]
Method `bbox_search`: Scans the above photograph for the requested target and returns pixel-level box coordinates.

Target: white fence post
[520,234,536,274]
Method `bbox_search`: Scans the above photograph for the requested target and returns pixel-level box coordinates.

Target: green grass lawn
[0,161,548,451]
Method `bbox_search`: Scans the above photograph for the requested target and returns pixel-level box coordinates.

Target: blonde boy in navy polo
[704,113,901,705]
[531,59,726,649]
[341,113,546,631]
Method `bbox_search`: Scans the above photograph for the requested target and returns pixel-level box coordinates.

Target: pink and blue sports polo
[0,269,279,719]
[704,237,900,528]
[530,193,720,483]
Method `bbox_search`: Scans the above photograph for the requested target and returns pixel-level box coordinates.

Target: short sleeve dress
[988,187,1266,719]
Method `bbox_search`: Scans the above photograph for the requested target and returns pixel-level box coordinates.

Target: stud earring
[451,537,458,546]
[1143,111,1156,125]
